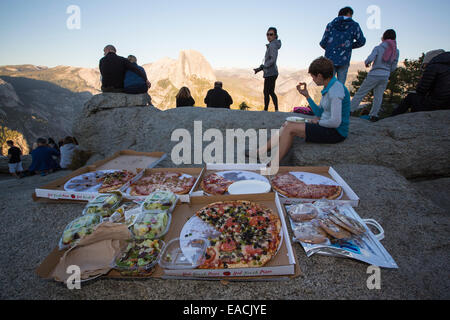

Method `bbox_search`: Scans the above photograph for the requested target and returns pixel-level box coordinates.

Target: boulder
[73,94,450,179]
[82,92,152,116]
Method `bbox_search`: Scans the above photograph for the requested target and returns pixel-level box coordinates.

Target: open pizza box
[191,164,360,207]
[36,193,301,282]
[123,167,204,203]
[33,150,168,203]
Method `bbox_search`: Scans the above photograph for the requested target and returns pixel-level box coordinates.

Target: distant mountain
[0,52,368,153]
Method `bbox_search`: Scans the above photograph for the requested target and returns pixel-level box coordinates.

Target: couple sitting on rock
[100,45,151,94]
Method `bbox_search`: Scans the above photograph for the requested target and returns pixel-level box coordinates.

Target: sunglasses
[267,33,275,36]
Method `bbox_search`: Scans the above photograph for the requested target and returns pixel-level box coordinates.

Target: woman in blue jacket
[123,55,148,94]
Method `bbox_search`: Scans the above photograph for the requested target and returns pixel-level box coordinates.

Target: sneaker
[370,116,380,122]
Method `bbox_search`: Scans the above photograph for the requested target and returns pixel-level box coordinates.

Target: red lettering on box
[259,269,273,274]
[223,272,231,276]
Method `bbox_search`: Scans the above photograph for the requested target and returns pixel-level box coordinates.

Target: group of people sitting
[6,136,79,178]
[176,81,233,109]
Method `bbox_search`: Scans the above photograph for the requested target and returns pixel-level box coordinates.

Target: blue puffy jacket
[124,63,147,88]
[320,17,366,67]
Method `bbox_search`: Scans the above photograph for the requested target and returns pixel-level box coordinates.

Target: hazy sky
[0,0,449,70]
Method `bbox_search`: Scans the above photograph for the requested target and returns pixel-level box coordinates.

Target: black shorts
[305,123,346,144]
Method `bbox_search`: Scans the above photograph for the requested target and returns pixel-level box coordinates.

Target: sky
[0,0,449,70]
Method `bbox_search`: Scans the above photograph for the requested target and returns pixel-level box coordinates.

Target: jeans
[334,65,350,85]
[264,75,278,111]
[351,75,389,117]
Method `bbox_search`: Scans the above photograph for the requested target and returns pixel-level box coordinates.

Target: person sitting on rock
[391,49,450,116]
[28,138,60,176]
[99,45,151,93]
[59,136,79,169]
[351,29,400,122]
[123,55,149,94]
[6,140,23,179]
[176,87,195,107]
[204,81,233,109]
[257,57,350,163]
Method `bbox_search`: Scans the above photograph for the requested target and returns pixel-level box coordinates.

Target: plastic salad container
[113,239,164,276]
[158,237,207,270]
[141,190,178,213]
[59,213,102,250]
[131,211,171,240]
[108,201,141,225]
[82,192,122,217]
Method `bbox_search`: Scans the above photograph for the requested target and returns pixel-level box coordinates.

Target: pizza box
[192,165,359,207]
[32,150,167,203]
[190,163,271,197]
[123,167,204,203]
[36,193,301,282]
[267,166,360,207]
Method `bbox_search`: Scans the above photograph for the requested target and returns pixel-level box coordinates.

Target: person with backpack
[351,29,400,122]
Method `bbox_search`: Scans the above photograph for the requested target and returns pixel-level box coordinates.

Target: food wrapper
[285,200,398,269]
[82,192,122,217]
[51,222,132,282]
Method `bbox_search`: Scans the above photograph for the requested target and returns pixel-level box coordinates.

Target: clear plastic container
[141,190,178,213]
[158,237,207,270]
[113,239,164,276]
[82,192,122,218]
[59,214,102,250]
[107,201,141,225]
[130,211,172,240]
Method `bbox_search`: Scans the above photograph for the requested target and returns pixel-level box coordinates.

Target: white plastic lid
[228,180,271,195]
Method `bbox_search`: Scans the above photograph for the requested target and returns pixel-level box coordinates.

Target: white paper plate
[277,172,343,200]
[64,170,119,193]
[204,170,270,196]
[286,116,309,123]
[228,180,271,195]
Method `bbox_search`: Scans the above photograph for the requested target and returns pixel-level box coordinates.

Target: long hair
[176,87,192,99]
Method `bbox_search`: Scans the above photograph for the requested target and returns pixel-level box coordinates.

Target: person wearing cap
[99,45,151,93]
[320,7,366,85]
[391,49,450,116]
[123,55,149,94]
[204,81,233,109]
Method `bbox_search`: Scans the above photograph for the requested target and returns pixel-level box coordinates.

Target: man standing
[320,7,366,85]
[99,45,151,93]
[204,81,233,109]
[6,140,23,179]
